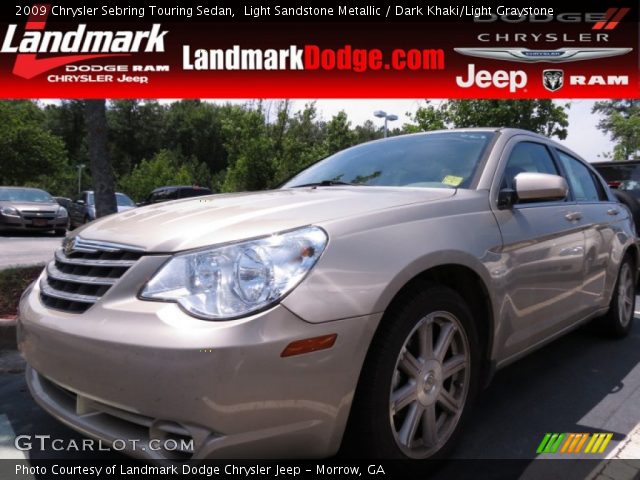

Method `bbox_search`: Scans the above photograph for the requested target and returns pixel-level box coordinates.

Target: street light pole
[373,110,399,138]
[76,164,85,194]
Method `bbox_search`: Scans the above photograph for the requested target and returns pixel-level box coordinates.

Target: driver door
[491,138,586,361]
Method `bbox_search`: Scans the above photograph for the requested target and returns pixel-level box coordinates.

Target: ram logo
[543,69,564,92]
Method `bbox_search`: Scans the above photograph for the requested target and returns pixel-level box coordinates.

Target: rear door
[491,137,586,360]
[554,149,620,310]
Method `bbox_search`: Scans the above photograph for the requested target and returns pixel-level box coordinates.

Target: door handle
[607,208,620,216]
[564,212,583,222]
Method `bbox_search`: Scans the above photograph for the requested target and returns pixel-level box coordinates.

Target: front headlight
[56,207,68,217]
[1,206,19,217]
[140,226,328,320]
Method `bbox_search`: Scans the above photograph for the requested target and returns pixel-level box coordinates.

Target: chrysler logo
[454,47,632,63]
[543,70,564,91]
[64,237,76,256]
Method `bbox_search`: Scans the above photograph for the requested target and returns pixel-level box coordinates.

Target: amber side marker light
[281,334,338,357]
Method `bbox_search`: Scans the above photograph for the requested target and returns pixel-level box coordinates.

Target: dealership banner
[0,1,637,98]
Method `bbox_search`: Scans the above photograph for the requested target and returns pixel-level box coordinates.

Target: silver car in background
[0,187,68,236]
[18,129,638,460]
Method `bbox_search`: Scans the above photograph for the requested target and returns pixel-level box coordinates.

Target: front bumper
[0,213,67,231]
[18,278,380,460]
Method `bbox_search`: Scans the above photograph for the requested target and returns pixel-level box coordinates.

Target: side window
[556,151,605,202]
[166,189,179,200]
[501,142,559,192]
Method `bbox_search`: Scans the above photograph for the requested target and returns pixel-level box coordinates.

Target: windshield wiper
[291,180,360,188]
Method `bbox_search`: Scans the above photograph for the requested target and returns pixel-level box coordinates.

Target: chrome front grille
[21,210,57,220]
[40,236,144,313]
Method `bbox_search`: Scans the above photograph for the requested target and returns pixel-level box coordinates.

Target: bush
[0,266,43,318]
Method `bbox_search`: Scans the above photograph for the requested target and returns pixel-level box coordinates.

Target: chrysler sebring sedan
[18,129,638,460]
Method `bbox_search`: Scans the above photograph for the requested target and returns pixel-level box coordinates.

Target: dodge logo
[543,69,564,92]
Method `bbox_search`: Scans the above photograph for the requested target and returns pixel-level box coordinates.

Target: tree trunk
[85,100,117,218]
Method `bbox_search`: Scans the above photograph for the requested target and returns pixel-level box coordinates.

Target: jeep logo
[456,64,527,92]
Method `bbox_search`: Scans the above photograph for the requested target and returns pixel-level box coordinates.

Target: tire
[54,228,66,237]
[613,190,640,234]
[344,284,480,459]
[598,254,636,338]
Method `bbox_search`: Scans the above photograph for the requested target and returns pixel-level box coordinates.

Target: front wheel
[345,284,480,459]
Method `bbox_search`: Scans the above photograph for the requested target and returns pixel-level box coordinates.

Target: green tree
[221,105,275,192]
[405,101,446,133]
[324,111,355,155]
[163,100,228,176]
[410,100,570,139]
[107,100,166,176]
[593,100,640,161]
[118,150,193,201]
[0,100,69,190]
[43,100,88,168]
[353,119,382,144]
[274,102,326,183]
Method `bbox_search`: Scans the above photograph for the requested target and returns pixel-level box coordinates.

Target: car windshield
[87,193,135,206]
[282,132,494,189]
[0,187,54,203]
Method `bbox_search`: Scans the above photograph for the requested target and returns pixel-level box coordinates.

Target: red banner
[0,3,637,98]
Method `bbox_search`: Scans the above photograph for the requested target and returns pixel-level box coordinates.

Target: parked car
[137,185,212,206]
[19,129,638,461]
[53,196,72,212]
[0,187,68,236]
[592,160,640,232]
[68,190,135,228]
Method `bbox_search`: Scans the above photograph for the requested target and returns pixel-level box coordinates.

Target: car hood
[1,201,59,211]
[75,187,455,252]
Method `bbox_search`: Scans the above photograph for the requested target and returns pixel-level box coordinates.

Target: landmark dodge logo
[454,47,632,63]
[1,8,167,79]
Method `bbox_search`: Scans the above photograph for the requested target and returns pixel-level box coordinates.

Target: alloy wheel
[618,262,634,328]
[389,311,470,458]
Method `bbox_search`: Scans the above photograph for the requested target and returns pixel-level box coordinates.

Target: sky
[204,98,614,163]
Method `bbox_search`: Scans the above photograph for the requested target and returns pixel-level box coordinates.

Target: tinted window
[86,192,134,206]
[501,142,559,191]
[556,151,603,202]
[282,132,494,189]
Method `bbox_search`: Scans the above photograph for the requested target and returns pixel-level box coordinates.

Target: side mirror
[499,172,568,208]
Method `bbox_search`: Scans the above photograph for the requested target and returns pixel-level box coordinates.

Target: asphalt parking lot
[0,233,62,269]
[1,319,640,476]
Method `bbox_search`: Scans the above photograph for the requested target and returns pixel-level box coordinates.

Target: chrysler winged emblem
[454,47,632,63]
[543,70,564,92]
[64,237,76,256]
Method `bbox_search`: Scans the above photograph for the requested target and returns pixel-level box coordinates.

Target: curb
[0,318,17,350]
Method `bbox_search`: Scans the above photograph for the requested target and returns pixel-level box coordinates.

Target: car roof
[591,160,640,166]
[82,190,129,195]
